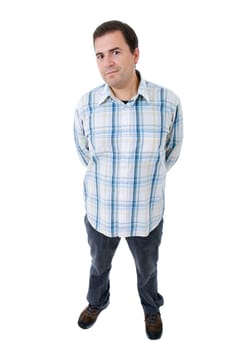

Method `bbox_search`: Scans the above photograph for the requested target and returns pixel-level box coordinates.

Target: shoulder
[144,79,181,107]
[75,84,106,111]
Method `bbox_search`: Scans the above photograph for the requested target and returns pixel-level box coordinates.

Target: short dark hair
[93,20,139,53]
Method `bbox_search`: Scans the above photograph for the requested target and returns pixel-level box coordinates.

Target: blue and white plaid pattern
[74,74,183,237]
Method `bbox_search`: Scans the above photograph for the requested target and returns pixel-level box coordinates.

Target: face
[94,30,139,90]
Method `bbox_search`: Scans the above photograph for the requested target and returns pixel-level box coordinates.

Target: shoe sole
[78,319,96,329]
[146,329,163,340]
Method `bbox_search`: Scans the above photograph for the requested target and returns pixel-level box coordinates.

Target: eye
[112,49,121,56]
[96,53,104,60]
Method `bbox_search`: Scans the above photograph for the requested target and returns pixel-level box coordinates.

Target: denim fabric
[84,215,164,314]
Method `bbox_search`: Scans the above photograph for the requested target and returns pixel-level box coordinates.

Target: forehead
[94,30,129,53]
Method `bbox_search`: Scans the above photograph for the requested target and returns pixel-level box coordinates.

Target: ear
[133,48,140,64]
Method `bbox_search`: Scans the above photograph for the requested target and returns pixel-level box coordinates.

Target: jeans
[84,215,164,314]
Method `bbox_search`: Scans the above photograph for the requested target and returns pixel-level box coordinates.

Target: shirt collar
[137,71,150,103]
[96,70,150,105]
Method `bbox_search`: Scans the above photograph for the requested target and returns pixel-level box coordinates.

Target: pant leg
[84,215,120,309]
[125,219,164,314]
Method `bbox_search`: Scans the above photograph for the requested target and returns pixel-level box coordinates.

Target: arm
[165,99,183,171]
[74,107,90,167]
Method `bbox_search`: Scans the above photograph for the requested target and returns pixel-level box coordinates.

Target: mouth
[105,70,118,76]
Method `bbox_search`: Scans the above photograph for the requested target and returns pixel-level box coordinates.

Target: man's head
[93,20,139,54]
[93,20,140,96]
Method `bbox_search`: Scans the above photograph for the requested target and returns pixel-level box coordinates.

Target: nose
[103,53,114,68]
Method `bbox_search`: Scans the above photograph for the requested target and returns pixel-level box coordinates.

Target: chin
[106,79,118,88]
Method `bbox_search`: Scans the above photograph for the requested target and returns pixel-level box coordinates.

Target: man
[74,20,183,340]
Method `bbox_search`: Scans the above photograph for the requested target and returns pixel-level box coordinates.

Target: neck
[111,71,139,100]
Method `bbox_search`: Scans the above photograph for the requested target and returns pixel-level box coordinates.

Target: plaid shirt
[74,72,183,237]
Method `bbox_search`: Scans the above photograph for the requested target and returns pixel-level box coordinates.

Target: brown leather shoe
[145,312,163,340]
[78,304,105,329]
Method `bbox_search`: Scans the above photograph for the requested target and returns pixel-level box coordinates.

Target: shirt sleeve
[73,107,90,167]
[165,98,183,171]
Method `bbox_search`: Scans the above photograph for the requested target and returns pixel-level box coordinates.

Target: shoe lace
[86,305,99,315]
[147,313,158,324]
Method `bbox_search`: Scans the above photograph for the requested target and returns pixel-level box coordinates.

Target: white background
[0,0,232,349]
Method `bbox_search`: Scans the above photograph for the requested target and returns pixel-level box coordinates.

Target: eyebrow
[95,47,121,57]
